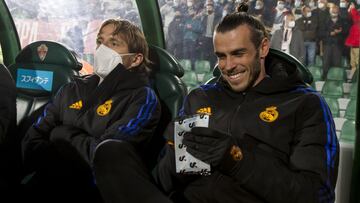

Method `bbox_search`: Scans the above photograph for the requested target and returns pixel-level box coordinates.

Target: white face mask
[287,20,295,28]
[277,3,285,10]
[309,2,315,8]
[255,2,263,10]
[306,12,312,17]
[94,44,134,79]
[187,2,193,7]
[318,2,325,9]
[340,2,347,8]
[294,1,301,7]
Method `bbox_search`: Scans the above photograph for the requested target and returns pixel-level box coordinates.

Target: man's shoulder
[188,83,222,96]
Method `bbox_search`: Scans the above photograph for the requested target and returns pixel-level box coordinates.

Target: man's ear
[259,38,270,59]
[129,53,144,69]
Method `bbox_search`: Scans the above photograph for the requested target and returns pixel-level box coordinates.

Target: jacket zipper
[227,92,246,135]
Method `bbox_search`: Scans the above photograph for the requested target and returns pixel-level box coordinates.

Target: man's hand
[183,127,237,167]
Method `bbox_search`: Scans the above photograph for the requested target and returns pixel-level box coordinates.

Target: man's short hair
[98,18,151,71]
[215,3,268,49]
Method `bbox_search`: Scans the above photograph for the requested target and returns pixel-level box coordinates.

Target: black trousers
[93,140,173,203]
[22,140,102,203]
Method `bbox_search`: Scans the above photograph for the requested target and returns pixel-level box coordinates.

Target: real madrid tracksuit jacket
[155,61,339,203]
[22,64,161,170]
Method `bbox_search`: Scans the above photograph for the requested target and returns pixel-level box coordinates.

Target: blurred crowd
[158,0,360,79]
[5,0,360,79]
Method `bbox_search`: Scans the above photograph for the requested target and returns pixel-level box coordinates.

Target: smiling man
[154,3,339,203]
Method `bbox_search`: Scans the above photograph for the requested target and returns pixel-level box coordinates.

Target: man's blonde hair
[98,18,151,71]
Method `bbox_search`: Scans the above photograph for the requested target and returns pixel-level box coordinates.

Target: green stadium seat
[340,119,356,143]
[8,41,82,185]
[326,67,346,81]
[324,97,340,117]
[194,60,211,73]
[322,80,344,99]
[352,68,358,83]
[344,99,357,120]
[341,56,349,68]
[182,70,198,87]
[194,60,211,83]
[350,83,357,99]
[8,41,82,128]
[202,72,215,84]
[179,59,192,71]
[308,65,323,82]
[315,55,323,67]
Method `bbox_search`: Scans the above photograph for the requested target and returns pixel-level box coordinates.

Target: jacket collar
[78,64,149,114]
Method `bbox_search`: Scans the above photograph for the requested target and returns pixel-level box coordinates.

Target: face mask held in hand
[94,44,135,79]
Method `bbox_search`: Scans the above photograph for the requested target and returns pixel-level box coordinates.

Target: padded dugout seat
[8,41,82,136]
[146,44,187,169]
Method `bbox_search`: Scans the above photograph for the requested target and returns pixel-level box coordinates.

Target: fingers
[183,137,215,153]
[185,146,216,164]
[191,127,229,138]
[183,132,218,145]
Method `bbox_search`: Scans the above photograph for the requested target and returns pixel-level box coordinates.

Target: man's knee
[93,139,137,165]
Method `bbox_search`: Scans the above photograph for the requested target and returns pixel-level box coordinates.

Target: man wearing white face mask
[296,5,319,66]
[319,5,345,79]
[270,0,289,34]
[271,13,305,64]
[21,18,162,203]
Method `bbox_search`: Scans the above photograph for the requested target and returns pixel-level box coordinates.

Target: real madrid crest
[37,44,48,61]
[259,106,279,122]
[97,100,112,116]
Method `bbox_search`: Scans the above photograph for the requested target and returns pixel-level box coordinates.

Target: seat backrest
[7,41,82,135]
[182,70,199,87]
[322,81,344,99]
[315,55,323,67]
[324,97,340,117]
[345,99,357,120]
[206,48,313,85]
[147,44,187,168]
[340,119,356,143]
[327,67,346,81]
[308,65,323,82]
[350,83,358,99]
[194,60,211,74]
[179,59,192,71]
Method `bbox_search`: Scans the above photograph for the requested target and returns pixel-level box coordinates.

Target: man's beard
[246,51,262,91]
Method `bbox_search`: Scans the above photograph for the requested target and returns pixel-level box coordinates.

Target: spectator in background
[183,6,203,69]
[308,0,318,11]
[199,1,222,68]
[167,10,185,59]
[338,0,352,62]
[270,0,290,35]
[296,5,319,66]
[174,0,188,14]
[320,5,345,79]
[313,0,331,56]
[124,0,140,26]
[60,21,87,58]
[345,2,360,79]
[271,12,305,64]
[293,0,305,19]
[161,0,176,40]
